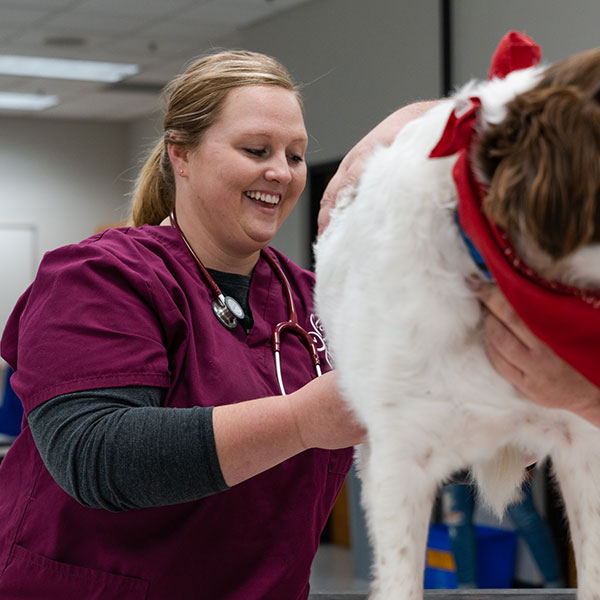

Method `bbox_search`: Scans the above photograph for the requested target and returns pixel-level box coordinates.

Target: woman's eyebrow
[237,131,308,143]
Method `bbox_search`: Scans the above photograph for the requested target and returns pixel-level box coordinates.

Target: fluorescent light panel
[0,55,139,83]
[0,92,59,111]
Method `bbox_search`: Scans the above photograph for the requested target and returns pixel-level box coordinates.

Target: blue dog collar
[454,210,494,282]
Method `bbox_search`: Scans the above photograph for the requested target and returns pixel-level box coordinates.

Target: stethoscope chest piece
[224,295,245,320]
[212,295,245,330]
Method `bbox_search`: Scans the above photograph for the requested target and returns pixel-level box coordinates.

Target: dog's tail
[472,445,528,518]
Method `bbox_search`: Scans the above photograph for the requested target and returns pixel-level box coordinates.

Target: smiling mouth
[244,191,281,205]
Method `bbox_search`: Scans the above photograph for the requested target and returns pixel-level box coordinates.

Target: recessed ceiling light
[0,92,59,111]
[0,55,139,83]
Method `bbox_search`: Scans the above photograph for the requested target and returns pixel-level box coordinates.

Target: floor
[310,544,370,594]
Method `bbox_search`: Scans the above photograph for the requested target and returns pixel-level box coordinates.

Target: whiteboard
[0,224,37,334]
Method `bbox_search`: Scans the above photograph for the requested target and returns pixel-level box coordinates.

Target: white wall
[452,0,600,86]
[0,117,130,256]
[126,112,162,187]
[0,117,130,329]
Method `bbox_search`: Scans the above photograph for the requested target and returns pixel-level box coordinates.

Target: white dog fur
[314,64,600,599]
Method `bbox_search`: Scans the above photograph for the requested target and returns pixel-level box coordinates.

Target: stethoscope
[169,209,322,395]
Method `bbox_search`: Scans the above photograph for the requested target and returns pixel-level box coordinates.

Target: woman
[0,50,364,599]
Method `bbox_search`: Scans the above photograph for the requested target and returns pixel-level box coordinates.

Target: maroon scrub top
[0,226,352,599]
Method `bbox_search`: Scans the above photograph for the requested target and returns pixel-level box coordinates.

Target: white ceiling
[0,0,313,121]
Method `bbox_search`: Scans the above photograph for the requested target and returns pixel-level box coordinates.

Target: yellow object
[426,548,456,572]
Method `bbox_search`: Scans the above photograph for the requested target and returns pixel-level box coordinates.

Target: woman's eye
[289,154,304,164]
[244,148,265,157]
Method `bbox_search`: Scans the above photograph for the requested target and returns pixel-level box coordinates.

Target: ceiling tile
[44,88,160,120]
[42,9,147,37]
[101,34,207,63]
[178,0,272,28]
[0,0,75,8]
[180,0,313,28]
[0,6,49,31]
[125,57,194,84]
[75,0,206,18]
[1,29,113,61]
[12,77,102,98]
[136,16,231,43]
[0,74,29,91]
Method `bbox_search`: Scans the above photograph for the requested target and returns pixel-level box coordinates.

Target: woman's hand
[288,371,366,451]
[317,101,439,235]
[478,285,600,425]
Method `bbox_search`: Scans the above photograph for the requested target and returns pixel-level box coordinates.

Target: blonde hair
[130,50,301,226]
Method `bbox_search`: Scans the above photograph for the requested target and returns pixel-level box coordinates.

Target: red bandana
[430,30,600,388]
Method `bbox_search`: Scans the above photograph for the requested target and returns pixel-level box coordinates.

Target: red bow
[430,30,541,159]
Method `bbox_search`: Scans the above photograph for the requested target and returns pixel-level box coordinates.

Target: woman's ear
[167,142,189,177]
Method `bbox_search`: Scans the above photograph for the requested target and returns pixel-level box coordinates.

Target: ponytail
[130,138,174,226]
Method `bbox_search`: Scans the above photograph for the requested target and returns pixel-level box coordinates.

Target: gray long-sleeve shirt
[29,386,228,511]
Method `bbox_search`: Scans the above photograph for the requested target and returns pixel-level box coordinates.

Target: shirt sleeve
[28,386,229,512]
[7,239,172,412]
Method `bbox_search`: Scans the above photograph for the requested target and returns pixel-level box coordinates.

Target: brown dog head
[477,48,600,265]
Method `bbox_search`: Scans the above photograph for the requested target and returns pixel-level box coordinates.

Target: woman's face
[174,85,308,267]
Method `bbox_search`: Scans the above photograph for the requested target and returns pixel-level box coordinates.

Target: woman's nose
[265,154,292,183]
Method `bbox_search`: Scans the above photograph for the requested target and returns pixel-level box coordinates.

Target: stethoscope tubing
[261,249,323,394]
[169,208,322,395]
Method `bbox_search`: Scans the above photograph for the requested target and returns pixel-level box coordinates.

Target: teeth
[245,191,280,205]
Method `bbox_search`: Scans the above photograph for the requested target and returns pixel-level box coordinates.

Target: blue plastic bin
[476,524,518,588]
[424,523,518,589]
[0,366,23,440]
[424,523,458,588]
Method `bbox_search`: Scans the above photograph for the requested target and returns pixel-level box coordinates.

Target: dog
[314,32,600,599]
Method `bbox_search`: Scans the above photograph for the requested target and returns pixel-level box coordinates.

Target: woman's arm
[478,285,600,426]
[213,371,365,486]
[31,373,364,509]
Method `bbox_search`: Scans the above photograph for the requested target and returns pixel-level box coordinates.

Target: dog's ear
[477,60,600,260]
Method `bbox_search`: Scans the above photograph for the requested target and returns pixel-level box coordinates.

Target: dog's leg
[362,442,436,600]
[550,436,600,600]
